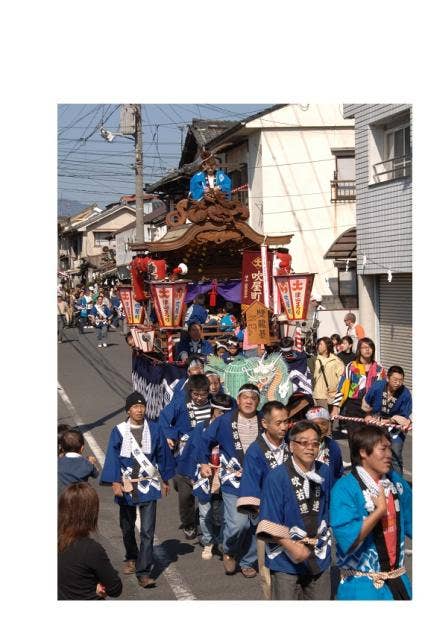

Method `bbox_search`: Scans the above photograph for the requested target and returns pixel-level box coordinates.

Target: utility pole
[134,104,144,243]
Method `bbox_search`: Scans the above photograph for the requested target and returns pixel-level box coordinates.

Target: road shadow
[79,406,125,432]
[152,538,195,579]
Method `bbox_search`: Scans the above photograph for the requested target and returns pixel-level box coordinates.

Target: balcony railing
[330,180,356,203]
[373,155,411,183]
[231,184,249,206]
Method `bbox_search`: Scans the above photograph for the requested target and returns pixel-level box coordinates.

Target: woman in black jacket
[58,483,122,600]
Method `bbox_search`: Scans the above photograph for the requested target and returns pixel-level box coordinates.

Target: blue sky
[58,103,273,209]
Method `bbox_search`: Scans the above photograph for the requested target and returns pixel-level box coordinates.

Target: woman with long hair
[313,337,345,413]
[331,338,386,438]
[58,483,122,600]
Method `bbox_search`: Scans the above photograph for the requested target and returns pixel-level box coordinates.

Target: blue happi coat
[317,436,344,487]
[257,460,332,575]
[189,169,232,201]
[197,411,262,497]
[330,471,412,600]
[158,399,213,475]
[100,420,175,505]
[236,437,289,514]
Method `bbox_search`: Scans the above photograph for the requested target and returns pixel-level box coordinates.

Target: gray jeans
[271,568,331,600]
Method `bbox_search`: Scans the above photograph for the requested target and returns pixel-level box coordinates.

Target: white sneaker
[201,544,213,560]
[102,343,107,347]
[98,343,102,348]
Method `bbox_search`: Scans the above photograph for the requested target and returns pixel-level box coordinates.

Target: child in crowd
[58,429,99,494]
[58,423,71,456]
[214,341,230,361]
[182,393,233,560]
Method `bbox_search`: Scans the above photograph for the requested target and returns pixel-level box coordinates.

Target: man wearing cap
[100,392,175,588]
[305,406,344,486]
[237,401,290,598]
[198,383,262,578]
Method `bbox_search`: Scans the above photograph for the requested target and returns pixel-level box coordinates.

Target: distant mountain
[58,198,91,217]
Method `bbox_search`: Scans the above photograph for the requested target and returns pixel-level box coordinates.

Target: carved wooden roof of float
[129,221,292,281]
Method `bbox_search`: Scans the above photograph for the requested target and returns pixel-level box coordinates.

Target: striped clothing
[237,415,259,453]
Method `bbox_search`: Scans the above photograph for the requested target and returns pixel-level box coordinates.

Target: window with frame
[384,123,411,179]
[94,231,112,247]
[370,112,411,184]
[331,150,355,202]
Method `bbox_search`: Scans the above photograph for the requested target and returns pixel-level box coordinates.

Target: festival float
[118,149,315,419]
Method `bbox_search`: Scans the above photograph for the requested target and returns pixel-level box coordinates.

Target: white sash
[117,422,161,494]
[219,453,242,488]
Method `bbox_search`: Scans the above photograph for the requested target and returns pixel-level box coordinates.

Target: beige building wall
[86,210,136,257]
[245,104,355,298]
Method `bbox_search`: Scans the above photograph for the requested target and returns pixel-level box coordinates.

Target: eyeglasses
[191,392,209,399]
[292,439,320,448]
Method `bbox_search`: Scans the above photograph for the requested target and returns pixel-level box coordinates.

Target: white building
[207,104,357,334]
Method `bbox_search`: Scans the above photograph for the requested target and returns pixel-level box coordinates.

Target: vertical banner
[241,250,273,311]
[150,281,188,328]
[271,250,282,315]
[118,285,134,324]
[260,244,270,309]
[275,274,315,321]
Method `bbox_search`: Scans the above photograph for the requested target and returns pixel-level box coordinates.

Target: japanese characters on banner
[241,250,273,311]
[118,285,145,325]
[274,274,315,321]
[150,281,188,328]
[246,301,271,344]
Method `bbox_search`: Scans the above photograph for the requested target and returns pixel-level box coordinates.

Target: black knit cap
[125,391,146,412]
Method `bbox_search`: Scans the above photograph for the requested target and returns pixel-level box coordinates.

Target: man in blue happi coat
[159,374,212,540]
[330,424,412,600]
[189,151,232,202]
[256,420,332,600]
[100,392,175,589]
[361,365,412,475]
[237,401,290,598]
[198,383,262,579]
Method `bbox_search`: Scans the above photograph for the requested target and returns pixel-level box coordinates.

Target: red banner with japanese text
[241,250,273,311]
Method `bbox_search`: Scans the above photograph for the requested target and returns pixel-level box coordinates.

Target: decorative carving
[166,192,249,228]
[195,229,243,244]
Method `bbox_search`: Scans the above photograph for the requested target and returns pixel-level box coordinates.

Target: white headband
[211,402,232,411]
[237,388,260,398]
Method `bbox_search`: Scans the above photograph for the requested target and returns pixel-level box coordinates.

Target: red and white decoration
[130,328,155,352]
[274,273,315,321]
[150,280,188,328]
[118,285,145,325]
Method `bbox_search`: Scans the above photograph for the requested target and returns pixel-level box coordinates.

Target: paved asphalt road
[57,324,412,600]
